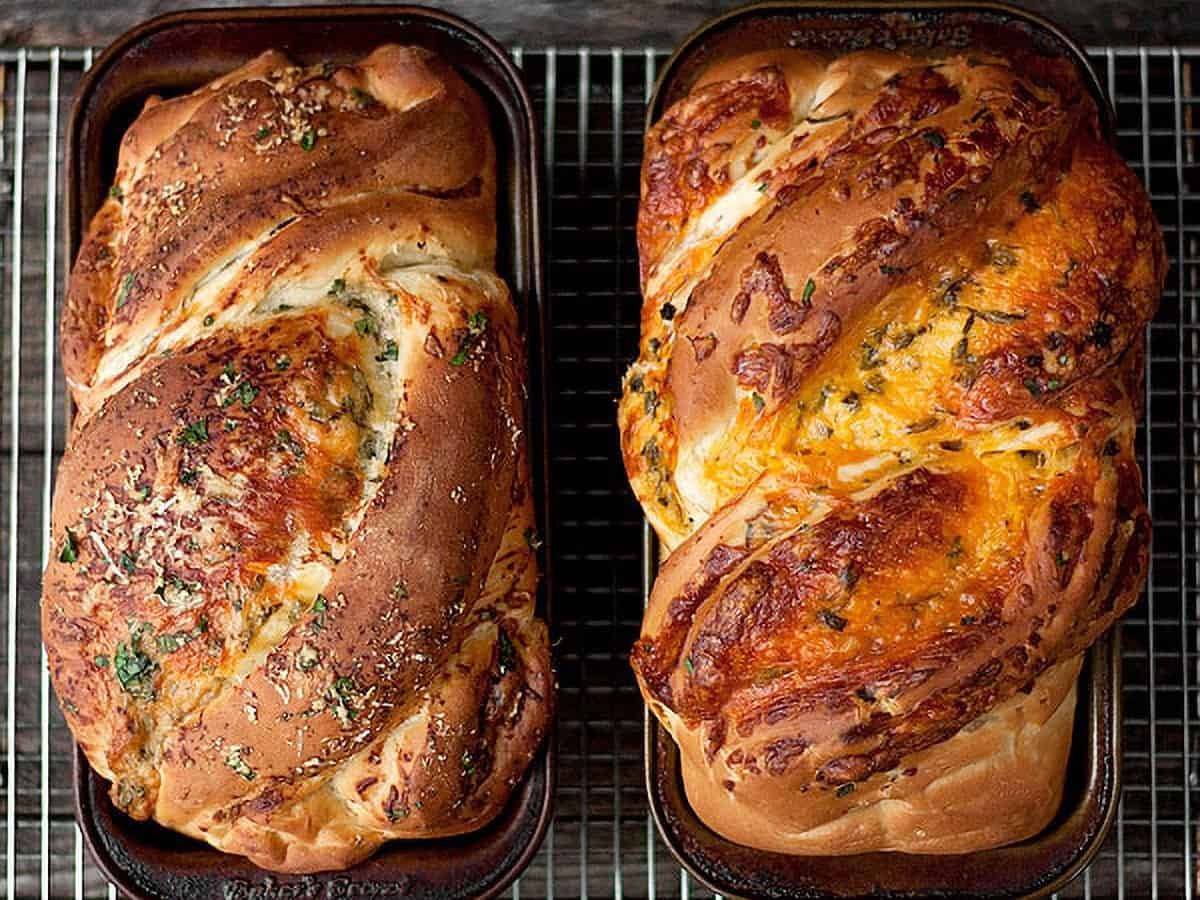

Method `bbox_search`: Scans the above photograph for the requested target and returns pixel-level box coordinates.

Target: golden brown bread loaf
[622,46,1164,854]
[44,45,551,873]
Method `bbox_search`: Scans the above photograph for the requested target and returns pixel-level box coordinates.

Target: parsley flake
[177,418,209,446]
[113,631,157,699]
[59,530,78,564]
[225,746,256,781]
[450,311,489,366]
[115,272,135,308]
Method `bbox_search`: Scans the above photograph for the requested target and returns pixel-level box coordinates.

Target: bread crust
[45,45,551,872]
[624,47,1162,854]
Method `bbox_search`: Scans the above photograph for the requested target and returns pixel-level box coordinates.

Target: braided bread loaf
[45,45,551,872]
[622,47,1164,854]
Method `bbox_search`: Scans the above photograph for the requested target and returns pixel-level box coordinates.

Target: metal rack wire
[0,43,1193,899]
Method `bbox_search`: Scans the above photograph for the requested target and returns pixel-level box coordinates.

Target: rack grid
[0,43,1194,899]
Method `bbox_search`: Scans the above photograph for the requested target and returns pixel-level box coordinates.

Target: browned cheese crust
[44,46,552,873]
[621,48,1164,854]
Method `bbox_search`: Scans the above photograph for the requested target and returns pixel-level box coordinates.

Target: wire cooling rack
[0,43,1194,900]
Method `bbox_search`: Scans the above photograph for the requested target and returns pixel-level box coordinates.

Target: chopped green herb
[922,130,945,149]
[276,354,292,371]
[237,381,258,408]
[177,419,209,446]
[134,484,151,502]
[839,563,859,591]
[179,468,198,485]
[1055,550,1069,568]
[952,336,970,364]
[757,181,768,193]
[94,655,109,668]
[450,311,489,366]
[461,751,475,776]
[947,536,964,563]
[225,747,256,780]
[297,643,320,670]
[986,243,1019,271]
[1023,378,1043,396]
[155,634,180,653]
[750,117,762,129]
[497,629,517,674]
[113,632,157,699]
[203,315,215,327]
[354,315,377,337]
[905,416,940,434]
[836,783,856,797]
[751,392,765,412]
[59,530,78,564]
[254,125,272,140]
[331,676,358,722]
[351,87,375,108]
[684,656,695,674]
[818,609,848,631]
[276,430,305,458]
[329,278,346,296]
[879,264,904,276]
[801,277,816,304]
[109,185,124,201]
[300,129,316,151]
[973,308,1026,325]
[119,552,136,574]
[807,111,848,123]
[375,340,399,362]
[115,272,135,308]
[311,594,328,631]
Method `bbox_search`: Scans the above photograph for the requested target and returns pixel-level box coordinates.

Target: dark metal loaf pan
[65,6,552,899]
[643,3,1123,898]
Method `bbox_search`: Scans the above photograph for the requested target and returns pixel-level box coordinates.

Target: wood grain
[0,0,1196,49]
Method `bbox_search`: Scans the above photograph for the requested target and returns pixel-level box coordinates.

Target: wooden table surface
[0,0,1196,49]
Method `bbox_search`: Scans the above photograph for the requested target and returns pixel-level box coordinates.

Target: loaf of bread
[44,45,551,873]
[622,47,1163,854]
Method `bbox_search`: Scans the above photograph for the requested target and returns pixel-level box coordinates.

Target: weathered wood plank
[0,0,1196,49]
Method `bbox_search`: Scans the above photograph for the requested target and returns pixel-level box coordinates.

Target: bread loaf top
[45,45,551,873]
[622,47,1163,852]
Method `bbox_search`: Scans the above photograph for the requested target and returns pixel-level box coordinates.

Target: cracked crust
[45,45,551,873]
